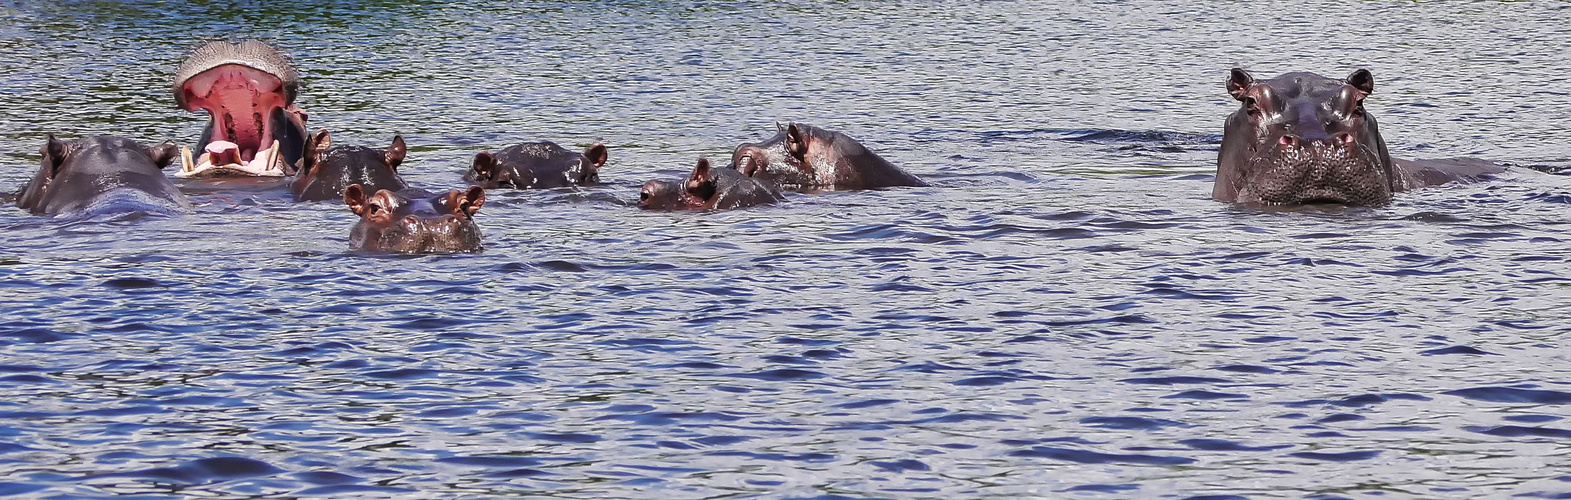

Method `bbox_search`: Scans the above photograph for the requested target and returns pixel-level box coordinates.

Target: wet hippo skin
[1216,68,1505,206]
[465,141,608,189]
[291,129,408,202]
[343,184,485,253]
[15,135,191,216]
[730,122,926,191]
[639,158,784,210]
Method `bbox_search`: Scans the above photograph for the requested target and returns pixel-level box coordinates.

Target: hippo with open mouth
[172,40,308,178]
[291,129,408,202]
[15,135,191,216]
[638,157,784,210]
[1216,68,1504,206]
[730,123,927,191]
[343,184,485,253]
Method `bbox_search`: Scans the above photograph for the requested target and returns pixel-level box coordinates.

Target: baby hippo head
[343,184,485,253]
[639,158,783,211]
[638,158,717,210]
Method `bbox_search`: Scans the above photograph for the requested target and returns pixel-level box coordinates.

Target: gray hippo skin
[465,141,608,189]
[291,129,408,202]
[16,135,191,216]
[730,123,926,191]
[1216,68,1504,206]
[343,184,485,253]
[639,158,784,210]
[172,40,309,177]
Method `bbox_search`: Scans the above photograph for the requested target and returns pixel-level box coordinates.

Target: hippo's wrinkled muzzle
[369,215,482,254]
[1240,142,1391,206]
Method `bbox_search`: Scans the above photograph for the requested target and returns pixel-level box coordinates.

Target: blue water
[0,1,1569,498]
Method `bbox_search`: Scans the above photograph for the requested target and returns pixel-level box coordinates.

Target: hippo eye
[1242,97,1260,114]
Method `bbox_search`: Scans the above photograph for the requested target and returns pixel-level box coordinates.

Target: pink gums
[180,64,286,162]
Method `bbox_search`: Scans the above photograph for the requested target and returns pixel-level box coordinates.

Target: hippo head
[291,129,408,201]
[173,40,306,177]
[343,184,485,253]
[1216,69,1396,206]
[468,143,608,189]
[639,158,718,210]
[639,157,783,211]
[730,123,831,188]
[17,135,183,215]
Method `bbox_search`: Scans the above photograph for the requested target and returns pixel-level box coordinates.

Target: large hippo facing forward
[731,123,926,190]
[465,141,608,190]
[639,158,783,210]
[173,40,308,177]
[343,184,485,253]
[16,135,190,216]
[1217,68,1502,206]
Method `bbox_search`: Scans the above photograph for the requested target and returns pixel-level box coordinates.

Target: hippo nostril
[1335,133,1355,146]
[639,190,650,202]
[1278,135,1299,148]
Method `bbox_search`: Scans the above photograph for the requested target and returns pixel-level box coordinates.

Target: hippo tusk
[180,145,195,174]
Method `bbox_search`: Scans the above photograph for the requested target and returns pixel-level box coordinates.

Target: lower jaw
[177,139,287,178]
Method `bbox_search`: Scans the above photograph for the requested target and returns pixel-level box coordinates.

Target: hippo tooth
[180,146,194,173]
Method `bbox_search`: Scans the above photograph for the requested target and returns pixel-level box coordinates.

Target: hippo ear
[785,123,809,159]
[582,143,608,171]
[41,135,68,176]
[1346,69,1374,95]
[147,141,179,169]
[305,128,330,171]
[385,134,406,170]
[685,158,717,199]
[687,157,712,186]
[1227,68,1255,101]
[344,184,369,215]
[309,128,331,151]
[471,151,498,180]
[458,186,485,217]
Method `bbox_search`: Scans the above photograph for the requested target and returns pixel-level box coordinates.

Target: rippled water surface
[1,2,1569,498]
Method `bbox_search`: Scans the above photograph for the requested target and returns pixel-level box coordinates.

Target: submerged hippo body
[639,158,784,210]
[291,129,408,202]
[1216,68,1504,206]
[465,141,608,189]
[343,184,485,253]
[15,135,191,216]
[172,40,308,177]
[731,123,926,191]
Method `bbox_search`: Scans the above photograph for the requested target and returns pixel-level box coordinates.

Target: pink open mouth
[176,64,288,177]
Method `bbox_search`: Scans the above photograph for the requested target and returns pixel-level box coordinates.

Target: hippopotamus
[1217,68,1504,206]
[342,184,485,253]
[172,40,308,178]
[730,123,926,191]
[639,158,784,210]
[290,129,408,201]
[15,135,191,216]
[465,141,608,189]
